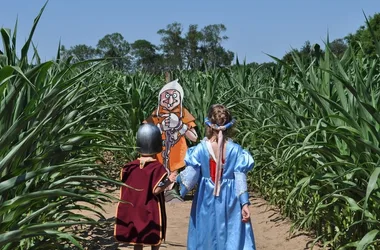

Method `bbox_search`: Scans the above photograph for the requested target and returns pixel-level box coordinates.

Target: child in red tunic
[114,124,177,250]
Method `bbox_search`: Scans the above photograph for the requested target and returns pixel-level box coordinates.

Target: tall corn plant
[241,37,380,249]
[177,69,239,139]
[0,5,126,249]
[109,71,161,135]
[90,70,162,163]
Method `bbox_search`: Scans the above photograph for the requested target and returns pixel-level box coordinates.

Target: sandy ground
[78,190,322,250]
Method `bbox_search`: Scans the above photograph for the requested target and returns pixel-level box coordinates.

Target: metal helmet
[136,123,162,155]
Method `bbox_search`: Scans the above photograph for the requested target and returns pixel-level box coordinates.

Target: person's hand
[241,204,250,223]
[161,113,181,130]
[168,171,178,183]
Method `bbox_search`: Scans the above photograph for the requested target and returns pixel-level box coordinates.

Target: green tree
[282,41,322,66]
[130,39,162,73]
[60,44,97,61]
[282,48,299,65]
[214,46,234,68]
[345,13,380,57]
[184,24,203,70]
[157,22,186,70]
[97,33,131,71]
[329,38,348,58]
[199,24,234,69]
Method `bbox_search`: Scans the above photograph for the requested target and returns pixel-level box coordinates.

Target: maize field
[1,6,379,250]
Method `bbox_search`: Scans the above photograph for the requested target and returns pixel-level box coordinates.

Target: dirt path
[79,191,321,250]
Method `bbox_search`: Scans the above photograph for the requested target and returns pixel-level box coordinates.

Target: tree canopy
[61,13,380,73]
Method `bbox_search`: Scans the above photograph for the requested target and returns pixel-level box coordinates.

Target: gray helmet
[136,123,162,155]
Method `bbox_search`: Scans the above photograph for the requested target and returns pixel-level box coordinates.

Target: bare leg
[152,245,161,250]
[134,245,143,250]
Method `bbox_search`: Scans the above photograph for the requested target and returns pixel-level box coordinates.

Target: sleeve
[182,108,196,127]
[186,121,196,129]
[144,110,158,125]
[176,145,201,198]
[152,164,168,193]
[234,146,254,206]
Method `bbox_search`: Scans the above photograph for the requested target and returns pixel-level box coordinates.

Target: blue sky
[1,0,379,63]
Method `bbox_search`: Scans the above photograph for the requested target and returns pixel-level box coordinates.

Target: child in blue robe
[176,104,256,250]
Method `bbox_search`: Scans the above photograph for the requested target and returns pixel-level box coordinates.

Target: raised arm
[176,145,202,197]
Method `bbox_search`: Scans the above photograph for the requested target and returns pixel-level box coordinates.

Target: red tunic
[114,159,168,246]
[209,158,225,183]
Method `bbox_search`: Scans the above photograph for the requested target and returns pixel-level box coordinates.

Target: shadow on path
[75,217,186,250]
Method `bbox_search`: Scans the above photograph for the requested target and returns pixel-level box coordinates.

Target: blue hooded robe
[177,138,256,250]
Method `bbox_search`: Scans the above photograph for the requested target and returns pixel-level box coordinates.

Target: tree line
[277,13,380,67]
[60,23,233,73]
[61,13,380,73]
